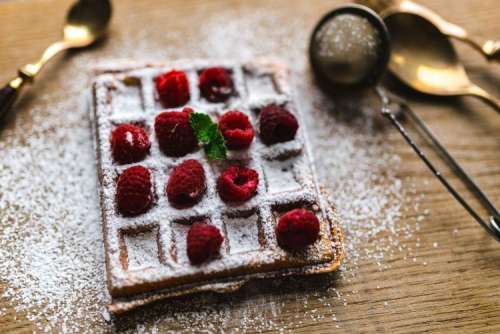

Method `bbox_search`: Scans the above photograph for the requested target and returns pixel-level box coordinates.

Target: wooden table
[0,0,499,332]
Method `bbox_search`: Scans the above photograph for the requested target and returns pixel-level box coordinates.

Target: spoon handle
[466,85,500,113]
[0,76,25,124]
[454,36,500,62]
[442,30,500,62]
[376,87,500,241]
[482,40,500,62]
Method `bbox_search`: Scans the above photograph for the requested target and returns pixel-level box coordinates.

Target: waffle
[91,58,344,314]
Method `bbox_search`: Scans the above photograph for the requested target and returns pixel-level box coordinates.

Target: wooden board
[0,0,499,332]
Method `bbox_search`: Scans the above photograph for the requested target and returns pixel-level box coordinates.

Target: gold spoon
[385,12,500,112]
[0,0,112,122]
[357,0,500,62]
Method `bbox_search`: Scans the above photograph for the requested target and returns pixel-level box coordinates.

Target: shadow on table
[110,271,342,332]
[305,69,404,133]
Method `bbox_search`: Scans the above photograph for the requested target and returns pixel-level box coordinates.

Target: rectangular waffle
[91,58,344,314]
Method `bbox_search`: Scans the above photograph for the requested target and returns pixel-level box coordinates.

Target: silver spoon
[0,0,112,123]
[309,4,500,241]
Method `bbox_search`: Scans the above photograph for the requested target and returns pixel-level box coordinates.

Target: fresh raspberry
[167,159,206,207]
[217,166,258,202]
[218,110,254,150]
[116,166,154,216]
[110,124,151,164]
[154,108,198,157]
[259,105,299,145]
[155,70,190,108]
[276,209,320,251]
[187,223,224,265]
[198,67,234,103]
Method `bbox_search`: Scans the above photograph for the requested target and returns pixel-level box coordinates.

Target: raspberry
[187,223,224,265]
[110,124,150,164]
[116,166,154,216]
[167,159,206,207]
[276,209,320,251]
[198,67,234,103]
[217,166,258,202]
[259,105,299,145]
[155,70,190,108]
[218,110,254,150]
[154,108,198,157]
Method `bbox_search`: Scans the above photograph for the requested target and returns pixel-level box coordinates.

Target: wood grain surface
[0,0,499,333]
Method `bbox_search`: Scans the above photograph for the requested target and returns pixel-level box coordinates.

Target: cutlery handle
[0,77,25,123]
[467,85,500,113]
[457,37,500,62]
[376,87,500,241]
[482,40,500,62]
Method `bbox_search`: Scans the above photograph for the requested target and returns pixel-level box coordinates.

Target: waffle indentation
[245,72,278,99]
[263,157,303,194]
[111,77,144,117]
[224,210,262,255]
[120,226,161,271]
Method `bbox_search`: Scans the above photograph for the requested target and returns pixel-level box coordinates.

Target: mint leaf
[189,112,227,160]
[189,112,213,144]
[208,128,227,160]
[206,140,227,160]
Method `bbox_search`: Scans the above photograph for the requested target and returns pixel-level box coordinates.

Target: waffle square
[91,59,344,314]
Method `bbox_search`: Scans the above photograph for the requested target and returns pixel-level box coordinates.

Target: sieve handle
[376,87,500,241]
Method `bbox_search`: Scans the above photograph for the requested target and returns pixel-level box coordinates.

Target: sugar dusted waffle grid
[91,59,344,314]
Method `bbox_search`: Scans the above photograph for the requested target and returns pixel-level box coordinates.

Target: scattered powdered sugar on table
[301,92,409,278]
[0,97,107,332]
[0,5,426,333]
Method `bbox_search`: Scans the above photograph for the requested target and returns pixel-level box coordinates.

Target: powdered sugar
[0,98,107,332]
[125,131,134,145]
[123,229,162,270]
[262,158,303,194]
[0,5,425,334]
[225,213,261,254]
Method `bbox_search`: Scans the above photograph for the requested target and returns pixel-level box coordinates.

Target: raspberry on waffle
[91,59,344,314]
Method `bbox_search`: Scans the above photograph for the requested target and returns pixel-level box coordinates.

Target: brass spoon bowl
[0,0,112,122]
[357,0,500,62]
[385,12,500,112]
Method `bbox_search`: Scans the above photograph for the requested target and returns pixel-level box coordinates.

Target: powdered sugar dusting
[124,229,161,270]
[225,213,261,254]
[0,98,107,333]
[0,4,426,333]
[125,131,134,145]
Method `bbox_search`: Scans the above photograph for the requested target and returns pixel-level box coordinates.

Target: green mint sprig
[189,112,227,160]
